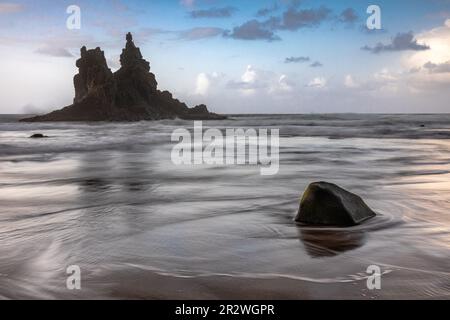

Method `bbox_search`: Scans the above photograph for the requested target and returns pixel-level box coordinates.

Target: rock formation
[29,133,48,138]
[295,182,376,227]
[22,33,224,122]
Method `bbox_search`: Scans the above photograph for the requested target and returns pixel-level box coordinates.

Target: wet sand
[1,114,450,299]
[20,268,446,300]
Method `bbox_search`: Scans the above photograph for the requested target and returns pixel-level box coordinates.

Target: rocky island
[22,33,224,122]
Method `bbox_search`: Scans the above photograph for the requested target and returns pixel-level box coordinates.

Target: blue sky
[1,0,450,113]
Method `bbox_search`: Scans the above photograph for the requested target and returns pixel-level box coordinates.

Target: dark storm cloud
[190,6,236,18]
[362,32,430,54]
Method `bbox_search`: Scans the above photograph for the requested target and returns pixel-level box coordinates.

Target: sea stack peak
[22,33,224,122]
[120,32,146,69]
[126,32,133,42]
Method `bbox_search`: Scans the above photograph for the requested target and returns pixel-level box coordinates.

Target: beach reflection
[297,228,367,258]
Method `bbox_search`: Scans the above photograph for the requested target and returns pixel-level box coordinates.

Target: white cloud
[195,73,210,96]
[344,74,359,88]
[407,19,450,68]
[194,72,223,96]
[227,65,262,95]
[241,65,257,83]
[385,19,450,93]
[374,68,398,82]
[278,75,293,91]
[344,20,450,99]
[269,74,294,93]
[307,77,327,88]
[228,65,296,96]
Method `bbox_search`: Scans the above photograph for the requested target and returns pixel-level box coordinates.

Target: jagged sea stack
[295,182,377,227]
[22,33,224,122]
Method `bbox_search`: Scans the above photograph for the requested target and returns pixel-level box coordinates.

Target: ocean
[0,114,449,299]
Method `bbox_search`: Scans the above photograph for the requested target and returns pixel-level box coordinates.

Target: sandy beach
[1,114,449,299]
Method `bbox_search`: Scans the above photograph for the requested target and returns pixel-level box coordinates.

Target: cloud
[284,56,323,67]
[227,65,273,95]
[0,32,107,63]
[224,5,334,42]
[190,6,236,18]
[339,65,450,97]
[310,61,323,67]
[180,0,195,7]
[362,32,430,54]
[339,8,358,24]
[374,68,398,82]
[135,27,223,42]
[407,19,450,68]
[281,6,331,31]
[344,74,359,88]
[306,77,327,88]
[225,4,357,42]
[256,3,279,17]
[423,61,450,73]
[241,65,257,83]
[285,56,310,63]
[179,27,224,40]
[368,66,450,95]
[271,74,294,92]
[195,72,223,95]
[0,2,23,14]
[195,73,210,95]
[225,19,281,41]
[227,65,297,97]
[132,28,174,43]
[35,46,74,58]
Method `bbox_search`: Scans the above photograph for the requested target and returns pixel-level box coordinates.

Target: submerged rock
[21,33,225,122]
[29,133,48,138]
[295,182,376,227]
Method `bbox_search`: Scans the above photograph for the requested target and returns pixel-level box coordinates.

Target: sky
[0,0,450,114]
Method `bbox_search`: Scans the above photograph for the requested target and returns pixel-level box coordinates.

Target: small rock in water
[295,182,376,227]
[29,133,48,138]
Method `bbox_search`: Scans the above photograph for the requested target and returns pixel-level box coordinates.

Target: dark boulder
[30,133,48,138]
[295,182,376,227]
